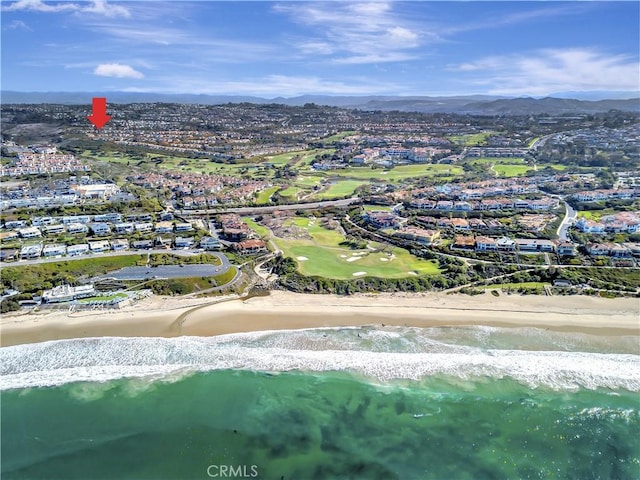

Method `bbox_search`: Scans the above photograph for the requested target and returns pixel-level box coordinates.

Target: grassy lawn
[210,266,238,287]
[295,175,325,187]
[447,131,497,146]
[576,208,623,221]
[293,148,337,167]
[78,292,128,303]
[314,180,367,199]
[272,216,440,280]
[309,164,463,182]
[492,164,532,177]
[278,185,304,200]
[255,186,280,204]
[363,205,392,212]
[577,210,601,221]
[321,131,357,143]
[263,151,306,166]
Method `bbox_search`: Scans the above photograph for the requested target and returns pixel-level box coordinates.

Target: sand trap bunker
[296,256,309,261]
[408,271,418,276]
[379,258,389,262]
[352,271,367,277]
[339,255,347,258]
[346,257,360,262]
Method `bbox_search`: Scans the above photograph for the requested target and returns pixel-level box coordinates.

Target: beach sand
[1,291,639,347]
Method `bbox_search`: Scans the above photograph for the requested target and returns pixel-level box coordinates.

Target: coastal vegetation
[0,253,230,296]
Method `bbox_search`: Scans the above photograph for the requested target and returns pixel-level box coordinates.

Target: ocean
[2,326,639,480]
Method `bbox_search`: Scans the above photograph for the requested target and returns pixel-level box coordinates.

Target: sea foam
[1,328,639,391]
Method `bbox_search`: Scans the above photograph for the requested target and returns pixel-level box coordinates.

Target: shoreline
[1,291,639,347]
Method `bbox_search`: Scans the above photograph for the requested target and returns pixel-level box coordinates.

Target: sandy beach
[1,291,638,347]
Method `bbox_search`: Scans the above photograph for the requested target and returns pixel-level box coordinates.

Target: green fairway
[255,186,280,204]
[314,180,367,199]
[447,131,497,146]
[321,131,357,143]
[295,175,325,187]
[492,164,532,177]
[271,216,440,280]
[363,204,392,212]
[306,164,463,182]
[263,151,306,166]
[278,185,304,200]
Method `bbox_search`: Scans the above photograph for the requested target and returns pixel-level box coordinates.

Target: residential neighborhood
[1,102,639,307]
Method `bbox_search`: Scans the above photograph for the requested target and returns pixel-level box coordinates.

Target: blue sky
[2,1,639,97]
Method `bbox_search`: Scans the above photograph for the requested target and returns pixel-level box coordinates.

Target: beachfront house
[132,240,154,250]
[67,243,89,256]
[174,236,195,248]
[19,244,43,259]
[42,244,67,257]
[88,240,110,253]
[111,239,130,251]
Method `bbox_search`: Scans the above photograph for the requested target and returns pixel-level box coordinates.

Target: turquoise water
[2,327,639,479]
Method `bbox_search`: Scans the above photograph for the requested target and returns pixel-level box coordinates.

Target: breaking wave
[1,327,639,391]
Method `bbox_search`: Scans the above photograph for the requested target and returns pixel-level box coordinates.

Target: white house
[114,222,135,234]
[200,235,221,250]
[67,223,89,234]
[111,239,130,251]
[88,240,110,253]
[174,236,195,248]
[42,243,67,257]
[67,243,89,256]
[89,223,111,236]
[19,244,43,259]
[18,226,42,238]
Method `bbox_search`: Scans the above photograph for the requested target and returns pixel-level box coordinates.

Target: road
[528,133,556,151]
[178,197,360,216]
[98,264,229,281]
[555,198,577,242]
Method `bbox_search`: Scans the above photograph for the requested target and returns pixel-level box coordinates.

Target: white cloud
[3,0,78,13]
[83,0,130,18]
[275,2,424,64]
[2,0,130,17]
[450,48,640,95]
[94,63,144,79]
[5,19,32,30]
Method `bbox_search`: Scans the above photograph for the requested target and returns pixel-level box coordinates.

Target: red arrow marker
[87,97,112,130]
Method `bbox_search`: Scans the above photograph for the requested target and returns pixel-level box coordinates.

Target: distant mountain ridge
[2,91,638,114]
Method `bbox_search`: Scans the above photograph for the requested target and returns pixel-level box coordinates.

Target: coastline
[1,291,639,347]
